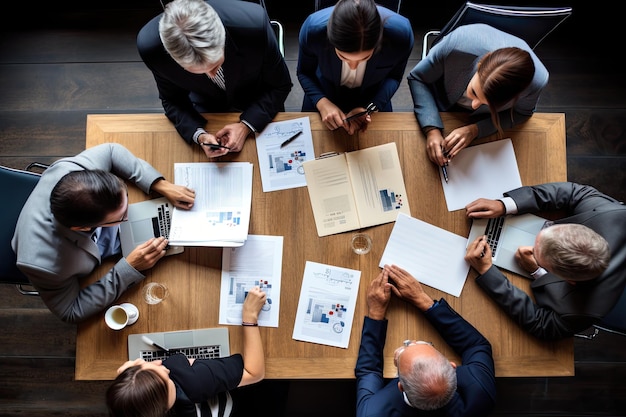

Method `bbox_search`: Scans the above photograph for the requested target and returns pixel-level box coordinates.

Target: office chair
[575,287,626,340]
[0,164,46,296]
[314,0,402,14]
[422,2,572,59]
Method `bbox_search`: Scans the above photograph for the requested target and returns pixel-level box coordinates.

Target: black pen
[200,142,231,151]
[343,103,377,123]
[343,110,369,123]
[280,130,303,148]
[441,163,449,183]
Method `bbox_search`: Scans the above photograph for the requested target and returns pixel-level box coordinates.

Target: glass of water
[143,282,169,305]
[351,233,372,255]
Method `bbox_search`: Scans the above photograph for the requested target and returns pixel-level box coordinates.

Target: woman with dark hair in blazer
[297,0,413,135]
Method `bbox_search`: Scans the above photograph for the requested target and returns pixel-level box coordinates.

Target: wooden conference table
[76,112,572,381]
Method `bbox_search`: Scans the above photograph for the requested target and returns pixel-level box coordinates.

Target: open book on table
[168,162,253,247]
[302,142,410,237]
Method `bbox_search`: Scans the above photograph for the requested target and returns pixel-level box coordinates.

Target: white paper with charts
[169,162,253,247]
[219,235,283,327]
[441,139,522,211]
[255,116,315,192]
[302,142,410,237]
[379,213,470,297]
[292,261,361,349]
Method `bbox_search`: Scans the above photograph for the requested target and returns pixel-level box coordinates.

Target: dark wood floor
[1,1,625,416]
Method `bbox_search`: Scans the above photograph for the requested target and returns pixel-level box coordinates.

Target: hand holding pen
[440,145,450,183]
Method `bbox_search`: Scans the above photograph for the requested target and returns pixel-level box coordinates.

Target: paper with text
[292,261,361,348]
[379,213,470,297]
[441,139,522,211]
[255,116,314,192]
[219,235,283,327]
[302,142,410,236]
[169,162,252,246]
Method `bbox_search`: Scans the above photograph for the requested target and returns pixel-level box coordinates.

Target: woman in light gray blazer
[408,23,548,168]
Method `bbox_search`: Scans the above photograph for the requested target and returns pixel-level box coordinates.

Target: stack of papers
[169,162,253,247]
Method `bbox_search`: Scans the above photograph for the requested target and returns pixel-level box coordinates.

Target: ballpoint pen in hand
[440,145,449,183]
[343,103,378,123]
[280,130,303,148]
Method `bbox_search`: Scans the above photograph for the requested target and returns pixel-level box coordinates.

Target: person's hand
[198,132,229,159]
[384,264,434,312]
[515,245,540,274]
[215,122,252,153]
[425,130,446,166]
[465,198,506,219]
[117,358,147,375]
[151,179,195,210]
[126,236,169,271]
[441,124,478,159]
[366,268,392,320]
[316,98,347,132]
[464,235,493,275]
[241,286,267,324]
[344,107,372,135]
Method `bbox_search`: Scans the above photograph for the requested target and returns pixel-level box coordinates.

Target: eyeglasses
[100,207,128,226]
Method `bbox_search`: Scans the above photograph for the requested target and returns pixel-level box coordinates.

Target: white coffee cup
[104,303,139,330]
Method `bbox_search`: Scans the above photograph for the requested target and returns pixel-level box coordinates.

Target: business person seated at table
[464,182,626,340]
[355,264,496,417]
[408,23,548,168]
[137,0,292,158]
[297,0,413,135]
[11,143,195,324]
[107,286,267,417]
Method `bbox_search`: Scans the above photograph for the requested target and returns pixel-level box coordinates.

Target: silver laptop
[119,197,183,257]
[128,327,230,361]
[467,213,548,277]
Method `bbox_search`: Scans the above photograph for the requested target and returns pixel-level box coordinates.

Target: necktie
[209,67,226,91]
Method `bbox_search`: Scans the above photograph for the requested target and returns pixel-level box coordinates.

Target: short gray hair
[538,224,610,281]
[158,0,226,67]
[400,352,457,410]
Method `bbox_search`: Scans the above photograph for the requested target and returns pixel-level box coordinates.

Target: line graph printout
[219,235,283,327]
[292,261,361,348]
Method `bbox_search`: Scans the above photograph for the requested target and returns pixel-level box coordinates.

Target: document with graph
[169,162,253,247]
[292,261,361,349]
[302,142,410,237]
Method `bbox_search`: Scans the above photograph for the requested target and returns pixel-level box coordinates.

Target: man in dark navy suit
[355,264,496,417]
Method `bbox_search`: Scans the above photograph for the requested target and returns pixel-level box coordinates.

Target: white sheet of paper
[255,116,315,192]
[379,213,470,297]
[292,261,361,349]
[219,235,283,327]
[441,139,522,211]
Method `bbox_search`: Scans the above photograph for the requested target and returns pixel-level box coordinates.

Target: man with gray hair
[465,182,626,340]
[137,0,292,159]
[356,264,496,417]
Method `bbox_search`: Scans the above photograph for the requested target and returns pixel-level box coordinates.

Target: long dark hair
[106,365,170,417]
[327,0,383,53]
[478,47,535,136]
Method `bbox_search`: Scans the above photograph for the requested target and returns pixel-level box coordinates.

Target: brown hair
[477,47,535,137]
[106,365,170,417]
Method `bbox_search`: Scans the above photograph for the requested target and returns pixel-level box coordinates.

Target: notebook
[467,213,548,277]
[128,327,230,362]
[119,197,183,257]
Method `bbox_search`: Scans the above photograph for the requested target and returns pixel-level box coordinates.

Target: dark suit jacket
[476,182,626,340]
[297,5,413,112]
[355,299,496,417]
[137,0,292,144]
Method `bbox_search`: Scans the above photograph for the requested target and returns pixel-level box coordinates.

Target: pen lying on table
[280,130,303,148]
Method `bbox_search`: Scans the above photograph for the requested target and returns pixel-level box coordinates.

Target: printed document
[219,235,283,327]
[169,162,253,247]
[441,139,522,211]
[302,142,410,237]
[255,116,315,192]
[379,213,470,297]
[292,261,361,349]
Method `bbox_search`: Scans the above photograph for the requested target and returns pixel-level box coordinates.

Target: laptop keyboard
[140,344,222,362]
[485,216,505,257]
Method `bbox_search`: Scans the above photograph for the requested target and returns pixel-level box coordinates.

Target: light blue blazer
[407,23,549,138]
